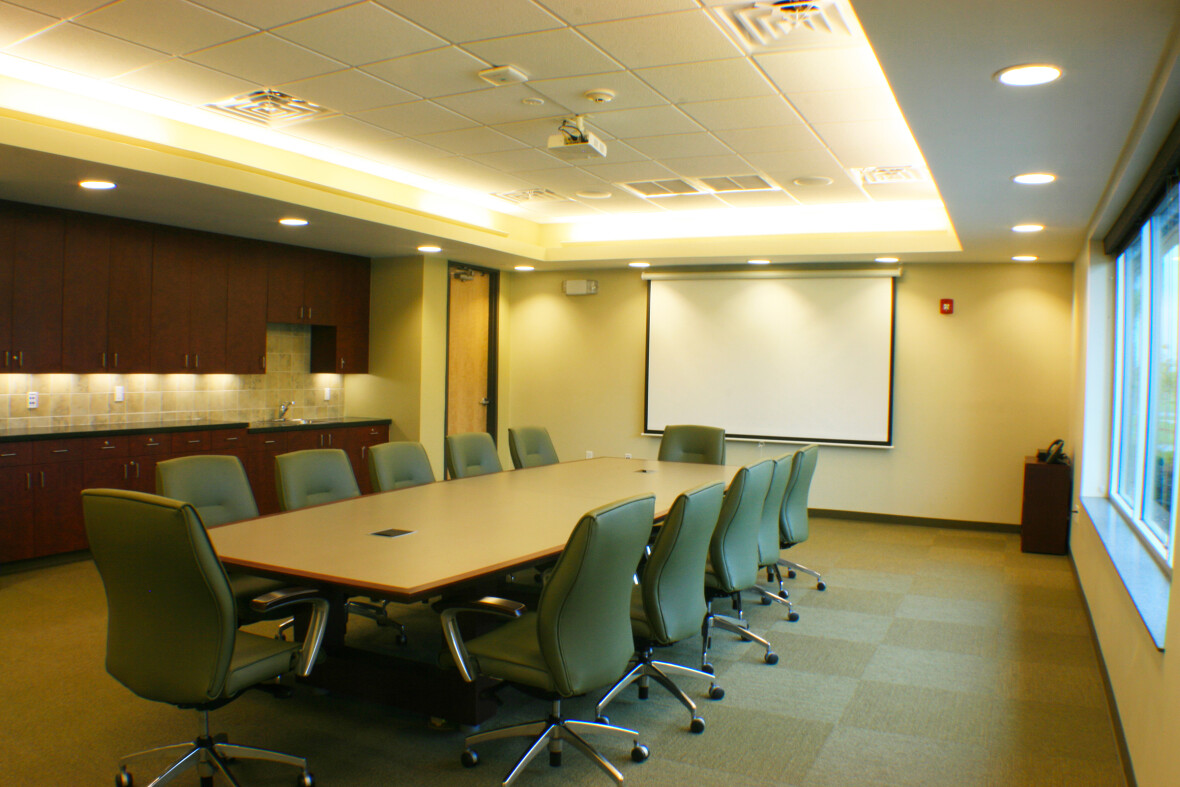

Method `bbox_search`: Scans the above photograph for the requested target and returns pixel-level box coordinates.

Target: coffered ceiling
[0,0,1174,268]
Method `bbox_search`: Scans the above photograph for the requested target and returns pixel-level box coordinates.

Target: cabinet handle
[16,351,22,368]
[340,357,345,370]
[264,440,278,445]
[261,355,266,371]
[307,307,313,320]
[184,353,189,368]
[361,445,366,458]
[299,305,305,319]
[194,354,199,369]
[146,441,160,447]
[224,436,238,442]
[113,352,118,368]
[52,448,70,454]
[3,350,8,367]
[101,351,107,368]
[1,451,16,457]
[123,463,129,480]
[26,472,31,490]
[40,471,45,488]
[187,439,201,444]
[132,460,140,478]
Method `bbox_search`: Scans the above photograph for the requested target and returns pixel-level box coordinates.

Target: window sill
[1081,496,1169,650]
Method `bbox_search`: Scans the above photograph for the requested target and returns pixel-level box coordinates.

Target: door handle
[480,398,490,406]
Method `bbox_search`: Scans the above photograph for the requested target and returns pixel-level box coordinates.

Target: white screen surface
[645,274,895,446]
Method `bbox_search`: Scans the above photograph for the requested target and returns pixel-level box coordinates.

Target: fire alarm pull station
[940,298,954,315]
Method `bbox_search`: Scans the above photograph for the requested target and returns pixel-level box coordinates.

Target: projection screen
[644,270,896,446]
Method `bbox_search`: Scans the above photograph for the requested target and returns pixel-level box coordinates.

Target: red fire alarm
[940,298,954,315]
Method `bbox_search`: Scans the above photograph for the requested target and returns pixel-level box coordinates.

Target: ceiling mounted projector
[547,116,607,160]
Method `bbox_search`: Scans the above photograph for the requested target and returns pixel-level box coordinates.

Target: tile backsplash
[0,324,344,428]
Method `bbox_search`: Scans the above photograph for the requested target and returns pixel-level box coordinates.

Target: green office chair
[275,448,407,643]
[367,441,435,492]
[701,459,778,670]
[83,489,329,787]
[507,426,559,469]
[595,482,726,734]
[441,495,655,786]
[657,424,726,465]
[156,454,289,614]
[752,453,801,621]
[779,444,824,590]
[444,431,503,479]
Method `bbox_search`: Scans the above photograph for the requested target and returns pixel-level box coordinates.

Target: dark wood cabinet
[107,221,154,372]
[34,461,87,554]
[242,432,288,514]
[8,207,65,372]
[226,238,269,374]
[62,214,111,372]
[1021,458,1073,554]
[348,424,389,494]
[152,228,229,373]
[0,464,36,562]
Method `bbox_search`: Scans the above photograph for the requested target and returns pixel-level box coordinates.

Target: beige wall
[502,263,1074,525]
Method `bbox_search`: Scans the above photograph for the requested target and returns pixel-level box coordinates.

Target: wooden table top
[211,457,736,602]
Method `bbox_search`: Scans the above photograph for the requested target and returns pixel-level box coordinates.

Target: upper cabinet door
[0,211,14,371]
[187,232,228,373]
[149,228,193,373]
[226,237,268,374]
[106,221,153,373]
[10,207,64,373]
[266,244,306,323]
[302,248,342,325]
[61,214,111,372]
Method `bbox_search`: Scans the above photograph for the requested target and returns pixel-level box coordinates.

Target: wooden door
[107,221,154,372]
[225,238,268,374]
[188,232,228,372]
[61,214,111,372]
[150,228,193,372]
[34,461,87,554]
[266,244,306,323]
[0,465,36,562]
[11,208,64,372]
[446,265,496,437]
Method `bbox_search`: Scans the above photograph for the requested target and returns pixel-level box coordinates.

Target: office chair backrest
[507,426,559,469]
[708,459,774,592]
[640,482,725,644]
[444,432,503,479]
[757,453,795,566]
[657,424,726,465]
[781,445,819,544]
[156,454,260,527]
[274,449,360,511]
[368,441,435,492]
[83,489,236,707]
[537,494,654,697]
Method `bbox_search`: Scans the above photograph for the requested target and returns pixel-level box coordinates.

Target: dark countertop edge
[0,417,391,443]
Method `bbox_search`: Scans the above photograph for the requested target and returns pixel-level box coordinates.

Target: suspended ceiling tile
[373,0,564,43]
[479,147,569,173]
[512,200,594,220]
[514,166,607,193]
[755,46,888,94]
[787,87,901,124]
[362,46,490,99]
[715,190,801,208]
[579,159,679,183]
[0,4,55,47]
[661,154,757,178]
[579,10,741,69]
[187,0,354,29]
[534,0,698,26]
[862,180,939,202]
[7,0,109,17]
[649,193,727,211]
[434,83,564,125]
[588,105,702,139]
[813,118,923,169]
[576,191,666,213]
[781,182,868,205]
[186,31,344,85]
[627,132,732,160]
[77,0,254,56]
[418,126,527,155]
[410,155,533,193]
[115,57,259,104]
[274,2,443,67]
[463,28,621,81]
[679,95,803,132]
[6,21,167,78]
[635,58,776,104]
[741,148,845,178]
[278,115,395,149]
[277,69,415,113]
[355,99,476,136]
[528,71,667,114]
[361,136,453,170]
[714,125,823,155]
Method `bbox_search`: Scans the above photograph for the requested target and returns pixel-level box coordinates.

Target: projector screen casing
[644,272,896,446]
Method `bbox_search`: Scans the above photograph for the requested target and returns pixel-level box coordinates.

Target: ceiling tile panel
[433,83,565,125]
[478,147,568,172]
[115,57,258,104]
[528,71,667,114]
[186,31,344,85]
[373,0,563,43]
[463,28,621,81]
[279,115,396,151]
[514,166,607,193]
[649,193,727,211]
[661,154,756,178]
[588,105,702,139]
[714,125,823,155]
[743,148,847,181]
[356,99,476,135]
[362,46,491,99]
[787,87,901,124]
[6,0,109,17]
[0,4,58,47]
[77,0,254,56]
[188,0,354,29]
[812,118,923,169]
[679,95,803,132]
[626,132,732,160]
[579,10,741,69]
[756,46,888,94]
[410,155,533,193]
[417,126,527,155]
[6,21,167,78]
[780,182,868,205]
[862,180,939,202]
[715,190,800,208]
[535,0,697,26]
[274,2,444,66]
[277,69,415,113]
[579,159,679,184]
[636,58,776,103]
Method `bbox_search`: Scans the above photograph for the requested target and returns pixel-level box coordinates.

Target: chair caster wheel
[764,651,779,665]
[549,751,562,767]
[701,663,714,675]
[787,569,797,579]
[395,633,408,645]
[778,590,789,600]
[116,769,133,787]
[817,581,827,591]
[298,772,315,787]
[759,595,771,605]
[461,749,479,768]
[595,715,609,725]
[788,611,800,622]
[709,685,725,700]
[638,685,649,700]
[689,717,705,734]
[631,744,650,763]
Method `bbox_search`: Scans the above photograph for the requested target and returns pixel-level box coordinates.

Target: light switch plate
[114,385,125,402]
[324,387,331,401]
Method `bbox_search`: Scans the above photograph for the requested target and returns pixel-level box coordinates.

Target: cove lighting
[875,257,899,263]
[747,259,771,265]
[278,218,307,226]
[514,265,534,271]
[1012,255,1038,262]
[996,64,1061,87]
[80,180,116,190]
[417,245,442,253]
[1012,224,1044,233]
[1013,172,1056,185]
[628,262,650,268]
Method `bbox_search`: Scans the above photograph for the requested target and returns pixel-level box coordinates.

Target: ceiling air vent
[495,188,566,205]
[714,1,851,50]
[621,179,701,198]
[698,174,776,193]
[205,90,330,127]
[852,165,922,185]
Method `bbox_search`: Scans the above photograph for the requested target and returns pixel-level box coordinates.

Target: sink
[259,418,313,424]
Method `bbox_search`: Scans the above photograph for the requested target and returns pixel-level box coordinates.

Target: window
[1111,182,1180,566]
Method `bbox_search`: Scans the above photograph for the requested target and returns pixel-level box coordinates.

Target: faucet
[276,401,295,420]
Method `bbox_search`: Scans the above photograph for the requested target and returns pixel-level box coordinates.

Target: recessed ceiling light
[875,257,899,263]
[576,190,612,199]
[748,259,771,265]
[1013,172,1056,185]
[278,217,307,226]
[628,261,650,268]
[996,64,1062,86]
[792,176,833,187]
[1012,255,1038,262]
[79,180,116,190]
[1012,224,1044,233]
[514,265,535,271]
[417,245,442,253]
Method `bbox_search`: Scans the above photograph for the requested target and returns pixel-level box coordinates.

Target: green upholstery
[757,453,795,568]
[706,460,773,594]
[444,431,503,479]
[657,424,726,465]
[368,441,435,492]
[507,426,559,469]
[465,494,654,696]
[274,448,360,511]
[781,444,819,545]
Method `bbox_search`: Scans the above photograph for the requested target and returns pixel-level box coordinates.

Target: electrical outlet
[27,391,38,409]
[585,450,594,459]
[114,385,125,403]
[324,387,331,401]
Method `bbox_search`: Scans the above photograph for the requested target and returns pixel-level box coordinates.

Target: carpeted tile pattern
[0,516,1127,786]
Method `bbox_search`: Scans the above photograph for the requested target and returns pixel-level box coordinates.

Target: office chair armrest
[437,596,526,683]
[249,587,330,678]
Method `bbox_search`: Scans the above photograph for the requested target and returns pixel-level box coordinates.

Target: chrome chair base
[754,565,800,621]
[595,652,722,733]
[779,557,826,590]
[347,598,409,644]
[462,699,648,786]
[702,597,779,668]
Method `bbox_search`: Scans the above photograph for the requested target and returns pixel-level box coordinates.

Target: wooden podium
[1020,457,1073,554]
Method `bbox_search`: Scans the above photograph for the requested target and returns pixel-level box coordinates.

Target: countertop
[0,416,391,443]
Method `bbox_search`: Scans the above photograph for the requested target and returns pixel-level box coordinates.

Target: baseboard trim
[0,549,90,576]
[810,509,1020,534]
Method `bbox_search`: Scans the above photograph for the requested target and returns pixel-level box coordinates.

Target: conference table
[210,457,738,723]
